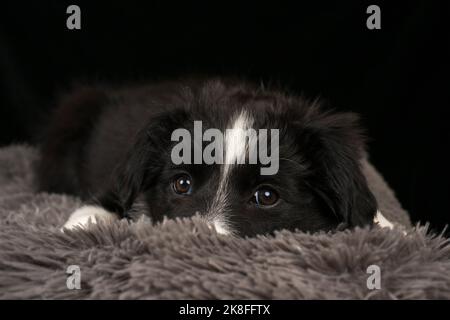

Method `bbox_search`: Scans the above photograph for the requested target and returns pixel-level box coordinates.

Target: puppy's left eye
[253,187,279,207]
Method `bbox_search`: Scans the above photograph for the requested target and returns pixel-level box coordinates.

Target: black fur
[38,78,377,237]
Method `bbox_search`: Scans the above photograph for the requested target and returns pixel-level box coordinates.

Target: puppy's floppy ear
[300,110,377,227]
[96,111,189,217]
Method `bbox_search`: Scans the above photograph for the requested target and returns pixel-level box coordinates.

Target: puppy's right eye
[172,174,193,195]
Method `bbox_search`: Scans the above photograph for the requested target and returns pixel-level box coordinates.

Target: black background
[0,299,444,319]
[1,1,448,232]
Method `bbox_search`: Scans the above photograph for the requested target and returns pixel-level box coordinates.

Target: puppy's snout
[207,220,231,235]
[194,210,231,235]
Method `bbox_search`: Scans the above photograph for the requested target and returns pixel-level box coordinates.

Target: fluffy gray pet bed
[1,145,449,299]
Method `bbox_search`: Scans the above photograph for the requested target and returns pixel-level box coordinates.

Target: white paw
[61,205,117,232]
[374,210,394,229]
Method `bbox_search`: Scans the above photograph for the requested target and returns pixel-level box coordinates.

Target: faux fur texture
[1,145,449,299]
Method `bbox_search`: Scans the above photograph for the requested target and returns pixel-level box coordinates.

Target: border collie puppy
[37,78,392,237]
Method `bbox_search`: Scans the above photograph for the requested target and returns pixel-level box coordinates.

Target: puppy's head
[114,81,377,237]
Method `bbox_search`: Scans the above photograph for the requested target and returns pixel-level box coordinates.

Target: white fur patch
[213,218,231,235]
[61,205,116,231]
[206,111,254,236]
[374,210,394,229]
[224,111,254,166]
[205,219,231,235]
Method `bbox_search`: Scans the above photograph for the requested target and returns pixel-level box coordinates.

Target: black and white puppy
[38,78,393,237]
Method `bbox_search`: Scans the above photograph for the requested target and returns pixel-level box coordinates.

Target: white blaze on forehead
[224,110,255,167]
[206,110,255,236]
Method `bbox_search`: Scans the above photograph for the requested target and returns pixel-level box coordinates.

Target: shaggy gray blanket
[1,145,449,299]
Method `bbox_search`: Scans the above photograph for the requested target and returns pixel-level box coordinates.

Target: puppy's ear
[300,110,377,227]
[96,111,188,217]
